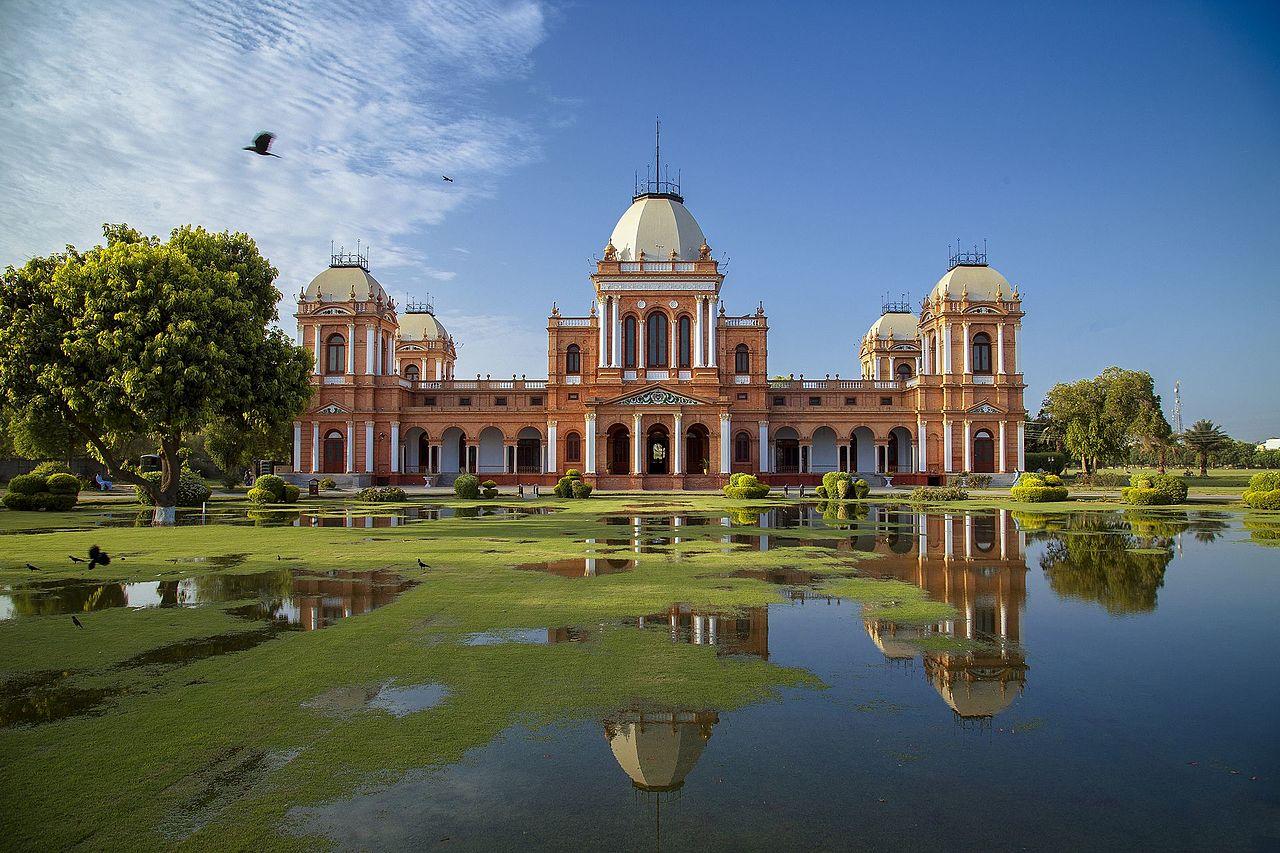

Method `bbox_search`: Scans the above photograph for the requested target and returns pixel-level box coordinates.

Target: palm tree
[1182,419,1230,477]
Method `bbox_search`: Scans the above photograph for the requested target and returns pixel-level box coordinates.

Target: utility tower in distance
[1173,380,1183,434]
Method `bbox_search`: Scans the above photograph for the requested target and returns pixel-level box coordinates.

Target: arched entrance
[516,427,543,474]
[646,424,670,475]
[973,429,995,473]
[811,427,838,473]
[478,427,504,475]
[851,427,875,472]
[887,426,914,473]
[686,423,710,474]
[322,429,345,473]
[440,427,466,474]
[606,424,630,475]
[401,427,428,473]
[774,427,800,474]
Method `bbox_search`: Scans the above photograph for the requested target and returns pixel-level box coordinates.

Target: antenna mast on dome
[633,117,682,202]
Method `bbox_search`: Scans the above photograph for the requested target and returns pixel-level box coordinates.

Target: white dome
[866,312,920,341]
[398,311,449,342]
[930,264,1011,301]
[605,711,716,792]
[608,195,706,261]
[304,266,387,302]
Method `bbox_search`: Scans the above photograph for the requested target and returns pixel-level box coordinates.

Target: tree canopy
[0,224,313,506]
[1039,367,1171,473]
[1182,419,1230,477]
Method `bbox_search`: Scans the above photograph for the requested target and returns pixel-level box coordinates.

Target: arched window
[896,362,913,381]
[565,431,581,463]
[646,313,668,367]
[404,364,420,381]
[972,332,992,374]
[734,344,750,374]
[566,344,581,375]
[734,430,751,463]
[623,316,638,368]
[325,333,346,374]
[677,315,692,368]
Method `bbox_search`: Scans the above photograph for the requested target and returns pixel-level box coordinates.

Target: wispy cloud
[0,0,547,302]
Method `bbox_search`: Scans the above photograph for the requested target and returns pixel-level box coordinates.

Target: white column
[707,298,718,366]
[916,419,926,473]
[365,326,375,374]
[998,420,1007,473]
[390,422,400,473]
[962,322,971,374]
[673,413,683,474]
[345,421,354,473]
[1017,421,1026,471]
[313,326,322,374]
[597,296,607,368]
[872,355,881,380]
[611,297,621,367]
[311,423,320,474]
[943,324,952,374]
[694,297,704,368]
[719,414,732,474]
[292,422,302,471]
[584,413,597,474]
[997,322,1006,374]
[363,422,373,472]
[632,413,643,474]
[943,420,953,472]
[347,323,355,374]
[921,337,929,376]
[547,421,558,475]
[758,422,769,473]
[420,356,427,380]
[669,318,678,369]
[944,514,954,558]
[963,420,972,472]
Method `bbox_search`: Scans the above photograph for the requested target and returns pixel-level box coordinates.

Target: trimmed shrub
[1121,486,1165,506]
[1024,452,1068,475]
[2,492,36,510]
[481,479,499,499]
[1086,470,1128,488]
[908,485,969,503]
[46,473,82,495]
[1248,471,1280,493]
[319,476,337,490]
[134,466,211,507]
[1148,474,1188,504]
[1010,473,1069,503]
[564,469,583,481]
[282,484,301,503]
[41,492,78,511]
[31,461,72,477]
[729,472,750,488]
[253,474,287,501]
[246,486,274,504]
[814,485,829,498]
[852,478,871,499]
[355,486,407,502]
[571,480,593,498]
[6,474,46,496]
[453,474,480,499]
[723,474,770,499]
[968,474,993,489]
[554,477,574,498]
[1243,472,1280,510]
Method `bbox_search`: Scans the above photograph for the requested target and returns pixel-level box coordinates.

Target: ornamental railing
[407,379,548,391]
[767,379,904,391]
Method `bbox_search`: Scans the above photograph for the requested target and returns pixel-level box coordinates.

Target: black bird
[69,555,86,563]
[417,558,429,568]
[72,616,84,629]
[441,175,453,183]
[243,131,281,158]
[88,545,111,571]
[25,563,38,572]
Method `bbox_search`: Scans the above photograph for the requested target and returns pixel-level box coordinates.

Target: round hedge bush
[6,474,46,496]
[2,472,81,511]
[1121,486,1164,505]
[723,474,770,499]
[30,461,72,477]
[1243,472,1280,510]
[571,480,593,498]
[1010,473,1069,503]
[453,474,480,499]
[46,473,82,495]
[246,486,274,504]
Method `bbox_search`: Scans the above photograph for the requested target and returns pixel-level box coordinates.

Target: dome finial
[699,239,711,261]
[603,240,617,261]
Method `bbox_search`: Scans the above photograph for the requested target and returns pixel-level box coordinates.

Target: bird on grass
[25,563,39,572]
[417,558,430,568]
[71,616,84,629]
[243,131,281,158]
[88,545,111,571]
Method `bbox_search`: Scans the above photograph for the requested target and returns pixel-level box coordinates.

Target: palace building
[285,155,1027,490]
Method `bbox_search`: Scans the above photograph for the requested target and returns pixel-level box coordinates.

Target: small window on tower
[458,397,471,406]
[772,395,786,407]
[736,392,748,400]
[567,393,579,401]
[844,396,857,406]
[530,396,543,406]
[808,396,822,407]
[494,396,507,406]
[423,395,437,406]
[879,396,892,406]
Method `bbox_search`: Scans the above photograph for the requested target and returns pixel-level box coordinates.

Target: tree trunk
[157,436,183,507]
[1158,447,1166,475]
[1081,452,1088,477]
[1199,451,1208,478]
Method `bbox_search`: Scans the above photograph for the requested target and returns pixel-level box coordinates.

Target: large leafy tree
[1182,419,1230,477]
[1040,367,1171,474]
[0,224,313,506]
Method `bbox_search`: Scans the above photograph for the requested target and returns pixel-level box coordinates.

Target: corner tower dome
[929,264,1012,301]
[608,194,706,262]
[304,245,387,302]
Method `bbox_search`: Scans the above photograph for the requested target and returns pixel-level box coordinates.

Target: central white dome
[608,195,706,261]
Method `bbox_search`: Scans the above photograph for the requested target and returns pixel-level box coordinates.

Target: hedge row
[1120,474,1188,506]
[1010,473,1069,503]
[247,474,300,505]
[2,471,82,511]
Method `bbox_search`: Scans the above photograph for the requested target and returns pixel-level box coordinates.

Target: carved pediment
[963,306,1001,315]
[968,401,1004,415]
[314,402,351,415]
[609,386,708,407]
[315,306,353,316]
[891,343,919,351]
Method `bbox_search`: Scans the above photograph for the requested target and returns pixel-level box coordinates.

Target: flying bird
[88,545,111,571]
[441,175,453,183]
[72,616,84,629]
[243,131,281,158]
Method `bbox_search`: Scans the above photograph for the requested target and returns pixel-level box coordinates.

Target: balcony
[618,261,698,273]
[724,317,759,327]
[405,378,547,391]
[767,379,904,391]
[555,317,593,327]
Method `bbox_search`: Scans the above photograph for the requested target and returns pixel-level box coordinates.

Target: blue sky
[2,0,1277,436]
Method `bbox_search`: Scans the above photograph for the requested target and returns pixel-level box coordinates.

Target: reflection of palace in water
[858,508,1029,719]
[603,709,720,793]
